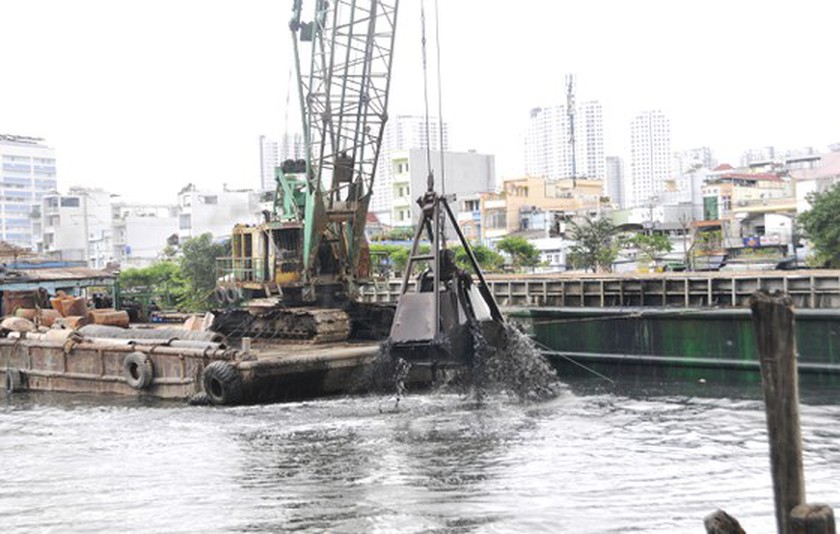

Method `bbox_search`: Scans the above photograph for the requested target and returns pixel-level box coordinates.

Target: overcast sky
[2,0,838,203]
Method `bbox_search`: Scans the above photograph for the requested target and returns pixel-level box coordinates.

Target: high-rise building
[371,115,450,225]
[259,135,280,192]
[524,100,605,181]
[673,147,715,174]
[628,110,671,207]
[0,134,58,249]
[605,156,624,208]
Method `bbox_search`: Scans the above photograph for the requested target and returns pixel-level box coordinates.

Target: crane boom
[290,0,399,285]
[213,0,400,343]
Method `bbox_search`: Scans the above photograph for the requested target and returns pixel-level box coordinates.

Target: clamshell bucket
[387,191,506,369]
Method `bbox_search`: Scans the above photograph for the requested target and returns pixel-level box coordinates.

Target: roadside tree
[567,216,618,272]
[799,183,840,267]
[496,236,540,271]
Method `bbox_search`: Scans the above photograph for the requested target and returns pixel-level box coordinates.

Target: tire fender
[202,361,244,405]
[214,287,228,306]
[122,351,154,389]
[5,368,24,393]
[225,287,240,305]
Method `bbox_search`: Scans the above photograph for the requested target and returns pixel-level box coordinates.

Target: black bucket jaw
[387,191,506,369]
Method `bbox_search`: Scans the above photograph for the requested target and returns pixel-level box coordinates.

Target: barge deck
[1,330,384,405]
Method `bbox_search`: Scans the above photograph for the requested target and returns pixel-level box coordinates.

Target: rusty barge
[1,325,384,405]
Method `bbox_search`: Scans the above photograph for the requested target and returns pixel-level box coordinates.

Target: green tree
[452,243,504,273]
[628,233,673,268]
[119,261,189,309]
[567,216,618,272]
[179,233,229,309]
[496,236,540,271]
[799,183,840,267]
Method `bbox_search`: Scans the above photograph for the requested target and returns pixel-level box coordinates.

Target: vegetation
[452,243,505,273]
[179,233,229,309]
[371,226,415,242]
[496,236,540,271]
[118,261,186,309]
[627,233,673,268]
[695,229,723,252]
[799,183,840,267]
[566,216,618,272]
[119,233,228,311]
[369,241,505,276]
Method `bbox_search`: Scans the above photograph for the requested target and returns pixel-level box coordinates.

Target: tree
[567,216,618,272]
[627,233,672,269]
[799,183,840,267]
[179,233,229,309]
[452,243,504,273]
[496,236,540,271]
[119,261,189,310]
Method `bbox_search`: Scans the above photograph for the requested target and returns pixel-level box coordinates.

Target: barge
[509,306,840,385]
[1,325,384,405]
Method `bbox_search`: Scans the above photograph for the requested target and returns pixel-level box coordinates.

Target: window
[201,195,218,205]
[179,214,191,230]
[464,200,480,211]
[61,197,80,208]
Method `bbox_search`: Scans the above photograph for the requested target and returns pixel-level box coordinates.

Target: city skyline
[1,0,838,202]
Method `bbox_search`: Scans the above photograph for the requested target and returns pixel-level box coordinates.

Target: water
[1,379,839,533]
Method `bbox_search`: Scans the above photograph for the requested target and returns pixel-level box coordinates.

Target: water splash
[470,321,561,402]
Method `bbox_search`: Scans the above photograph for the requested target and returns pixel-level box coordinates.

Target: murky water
[1,379,839,533]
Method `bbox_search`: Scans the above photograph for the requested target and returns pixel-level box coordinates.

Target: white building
[674,147,715,175]
[383,149,494,226]
[177,185,262,240]
[524,100,605,181]
[605,156,624,208]
[112,202,179,268]
[628,110,671,208]
[260,133,306,192]
[258,135,279,192]
[371,115,450,224]
[38,187,113,268]
[0,134,58,249]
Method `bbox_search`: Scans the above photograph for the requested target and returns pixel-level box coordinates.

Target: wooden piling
[704,509,746,534]
[791,504,836,534]
[749,290,805,534]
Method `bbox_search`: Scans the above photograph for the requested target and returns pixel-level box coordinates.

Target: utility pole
[566,73,576,188]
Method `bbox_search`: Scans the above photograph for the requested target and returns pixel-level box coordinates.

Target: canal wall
[361,270,840,382]
[361,270,840,309]
[507,307,840,384]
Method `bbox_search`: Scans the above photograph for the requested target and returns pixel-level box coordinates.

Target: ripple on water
[1,382,839,532]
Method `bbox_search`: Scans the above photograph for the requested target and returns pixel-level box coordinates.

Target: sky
[1,0,839,203]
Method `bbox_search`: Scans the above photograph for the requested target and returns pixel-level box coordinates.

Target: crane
[212,0,399,342]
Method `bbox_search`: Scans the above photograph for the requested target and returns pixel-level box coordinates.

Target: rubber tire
[225,287,239,305]
[202,361,243,405]
[187,392,213,406]
[214,287,228,306]
[122,352,154,389]
[5,368,23,393]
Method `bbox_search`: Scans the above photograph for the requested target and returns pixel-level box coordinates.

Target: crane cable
[419,0,447,194]
[420,0,433,192]
[433,0,445,197]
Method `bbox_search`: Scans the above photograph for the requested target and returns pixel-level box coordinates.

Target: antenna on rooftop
[566,73,577,187]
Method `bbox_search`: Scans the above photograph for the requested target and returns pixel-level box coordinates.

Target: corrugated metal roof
[0,266,115,283]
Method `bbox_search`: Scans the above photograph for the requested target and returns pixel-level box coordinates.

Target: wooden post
[749,290,805,534]
[791,504,836,534]
[704,509,746,534]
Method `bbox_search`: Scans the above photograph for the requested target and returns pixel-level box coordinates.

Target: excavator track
[255,307,351,344]
[212,305,351,344]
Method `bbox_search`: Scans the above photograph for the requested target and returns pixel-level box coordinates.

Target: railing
[359,272,840,310]
[216,256,266,283]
